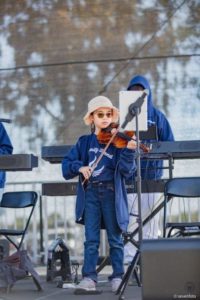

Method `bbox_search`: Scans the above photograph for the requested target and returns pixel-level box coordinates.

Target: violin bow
[82,128,119,186]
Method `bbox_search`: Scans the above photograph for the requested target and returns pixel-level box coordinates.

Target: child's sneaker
[111,278,122,292]
[76,277,96,291]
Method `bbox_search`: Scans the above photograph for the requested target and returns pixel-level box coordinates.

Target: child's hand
[126,139,137,150]
[111,128,118,135]
[79,166,92,179]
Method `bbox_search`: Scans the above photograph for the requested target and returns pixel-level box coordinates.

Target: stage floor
[0,266,142,300]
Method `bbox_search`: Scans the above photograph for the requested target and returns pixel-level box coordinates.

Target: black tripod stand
[116,90,148,300]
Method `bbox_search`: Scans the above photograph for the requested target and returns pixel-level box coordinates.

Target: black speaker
[141,238,200,300]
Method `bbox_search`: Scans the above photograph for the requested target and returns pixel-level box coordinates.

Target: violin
[82,123,149,186]
[97,123,150,153]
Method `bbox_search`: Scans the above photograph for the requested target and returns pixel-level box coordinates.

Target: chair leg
[32,276,43,291]
[163,196,168,237]
[19,250,43,291]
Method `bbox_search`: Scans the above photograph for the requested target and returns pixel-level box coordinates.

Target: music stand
[116,90,148,300]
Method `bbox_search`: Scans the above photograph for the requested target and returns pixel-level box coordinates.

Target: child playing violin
[62,96,136,292]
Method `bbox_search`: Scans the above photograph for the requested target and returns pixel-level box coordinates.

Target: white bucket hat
[83,96,119,125]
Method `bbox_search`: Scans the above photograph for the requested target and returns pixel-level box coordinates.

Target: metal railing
[1,180,200,264]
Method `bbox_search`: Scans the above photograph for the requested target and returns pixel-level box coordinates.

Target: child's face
[90,107,113,132]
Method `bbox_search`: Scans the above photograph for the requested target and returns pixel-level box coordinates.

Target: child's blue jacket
[0,123,13,188]
[62,134,136,232]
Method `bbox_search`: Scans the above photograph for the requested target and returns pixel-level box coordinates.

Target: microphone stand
[116,91,147,300]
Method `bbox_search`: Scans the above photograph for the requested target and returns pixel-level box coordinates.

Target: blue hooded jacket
[127,75,174,180]
[0,123,13,188]
[62,133,136,232]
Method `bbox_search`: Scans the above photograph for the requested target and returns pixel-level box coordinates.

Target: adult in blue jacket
[124,75,174,263]
[0,122,13,199]
[62,96,136,292]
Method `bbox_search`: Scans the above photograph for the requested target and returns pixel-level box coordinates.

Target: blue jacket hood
[127,75,153,116]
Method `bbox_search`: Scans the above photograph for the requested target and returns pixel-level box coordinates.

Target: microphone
[121,89,149,129]
[129,89,149,115]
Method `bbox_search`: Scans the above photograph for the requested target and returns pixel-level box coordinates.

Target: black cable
[98,0,189,94]
[0,53,199,72]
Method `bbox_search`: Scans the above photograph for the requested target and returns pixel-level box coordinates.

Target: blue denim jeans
[82,181,124,282]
